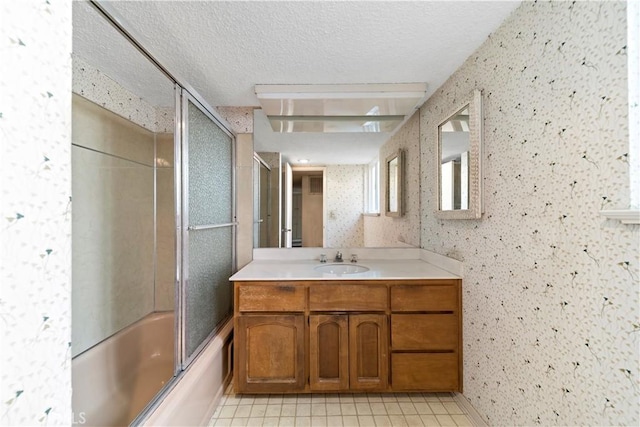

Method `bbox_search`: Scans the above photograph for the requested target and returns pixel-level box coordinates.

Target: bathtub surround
[72,53,176,315]
[71,93,175,356]
[72,312,174,426]
[155,132,176,312]
[0,0,73,425]
[364,111,421,247]
[141,318,234,426]
[419,1,638,425]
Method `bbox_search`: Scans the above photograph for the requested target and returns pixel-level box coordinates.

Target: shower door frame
[82,2,239,424]
[177,88,238,370]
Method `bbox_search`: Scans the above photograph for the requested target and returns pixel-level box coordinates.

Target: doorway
[285,166,326,247]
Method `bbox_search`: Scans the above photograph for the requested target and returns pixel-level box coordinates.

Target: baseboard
[453,392,488,427]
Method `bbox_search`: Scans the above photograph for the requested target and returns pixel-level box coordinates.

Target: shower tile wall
[72,94,156,356]
[155,132,176,312]
[71,54,176,355]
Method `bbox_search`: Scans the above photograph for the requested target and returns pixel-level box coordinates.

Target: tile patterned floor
[208,386,475,427]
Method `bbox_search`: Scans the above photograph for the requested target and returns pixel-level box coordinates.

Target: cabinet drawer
[390,284,458,312]
[392,353,459,391]
[237,284,305,312]
[391,314,458,350]
[309,284,387,311]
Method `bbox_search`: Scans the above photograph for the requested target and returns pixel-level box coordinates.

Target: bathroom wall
[364,111,421,247]
[0,0,73,425]
[420,1,639,425]
[325,164,365,247]
[236,134,255,269]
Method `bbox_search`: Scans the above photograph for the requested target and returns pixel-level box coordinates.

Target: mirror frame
[385,149,403,217]
[436,89,483,219]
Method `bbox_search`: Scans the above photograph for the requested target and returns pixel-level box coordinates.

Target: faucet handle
[320,254,327,263]
[350,254,358,263]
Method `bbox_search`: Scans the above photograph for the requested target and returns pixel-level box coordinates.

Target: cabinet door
[349,314,388,390]
[235,314,305,393]
[309,315,349,391]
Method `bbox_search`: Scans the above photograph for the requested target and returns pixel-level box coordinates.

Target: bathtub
[72,311,175,426]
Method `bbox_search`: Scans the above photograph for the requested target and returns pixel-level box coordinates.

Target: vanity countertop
[230,259,460,281]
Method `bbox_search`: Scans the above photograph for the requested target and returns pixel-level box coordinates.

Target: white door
[283,162,293,248]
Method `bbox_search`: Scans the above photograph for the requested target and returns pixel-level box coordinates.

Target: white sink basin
[314,264,370,274]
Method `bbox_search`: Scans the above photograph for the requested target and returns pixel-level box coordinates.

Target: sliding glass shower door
[180,92,236,366]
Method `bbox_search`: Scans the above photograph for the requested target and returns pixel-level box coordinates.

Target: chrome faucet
[334,251,343,262]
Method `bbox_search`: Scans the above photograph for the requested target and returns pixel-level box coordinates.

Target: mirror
[385,150,403,217]
[436,89,483,219]
[253,109,418,248]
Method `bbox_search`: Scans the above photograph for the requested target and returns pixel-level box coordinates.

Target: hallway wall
[325,164,365,247]
[420,1,638,425]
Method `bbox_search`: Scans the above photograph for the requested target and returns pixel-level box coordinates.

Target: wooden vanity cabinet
[309,314,348,390]
[348,314,388,390]
[234,283,307,393]
[236,314,306,393]
[309,313,388,392]
[234,279,461,394]
[390,282,462,391]
[309,283,388,391]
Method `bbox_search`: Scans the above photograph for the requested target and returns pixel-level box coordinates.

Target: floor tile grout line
[210,390,474,426]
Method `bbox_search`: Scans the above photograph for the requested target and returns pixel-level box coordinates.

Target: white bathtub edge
[140,317,233,426]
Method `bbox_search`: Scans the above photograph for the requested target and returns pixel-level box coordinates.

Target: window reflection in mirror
[439,106,470,211]
[436,88,482,219]
[385,150,403,217]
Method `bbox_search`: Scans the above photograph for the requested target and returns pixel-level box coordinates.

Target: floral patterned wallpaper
[0,0,73,425]
[420,1,638,425]
[364,111,421,247]
[72,55,174,133]
[216,106,255,134]
[325,164,365,247]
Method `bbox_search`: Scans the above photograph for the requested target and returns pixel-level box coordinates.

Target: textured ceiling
[73,1,175,107]
[75,0,523,164]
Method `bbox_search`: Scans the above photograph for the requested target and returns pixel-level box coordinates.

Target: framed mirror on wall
[436,89,483,219]
[385,149,403,217]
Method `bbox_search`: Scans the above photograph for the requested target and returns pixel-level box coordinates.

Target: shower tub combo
[72,311,174,426]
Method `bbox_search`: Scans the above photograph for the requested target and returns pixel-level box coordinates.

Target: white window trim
[364,158,380,214]
[600,1,639,224]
